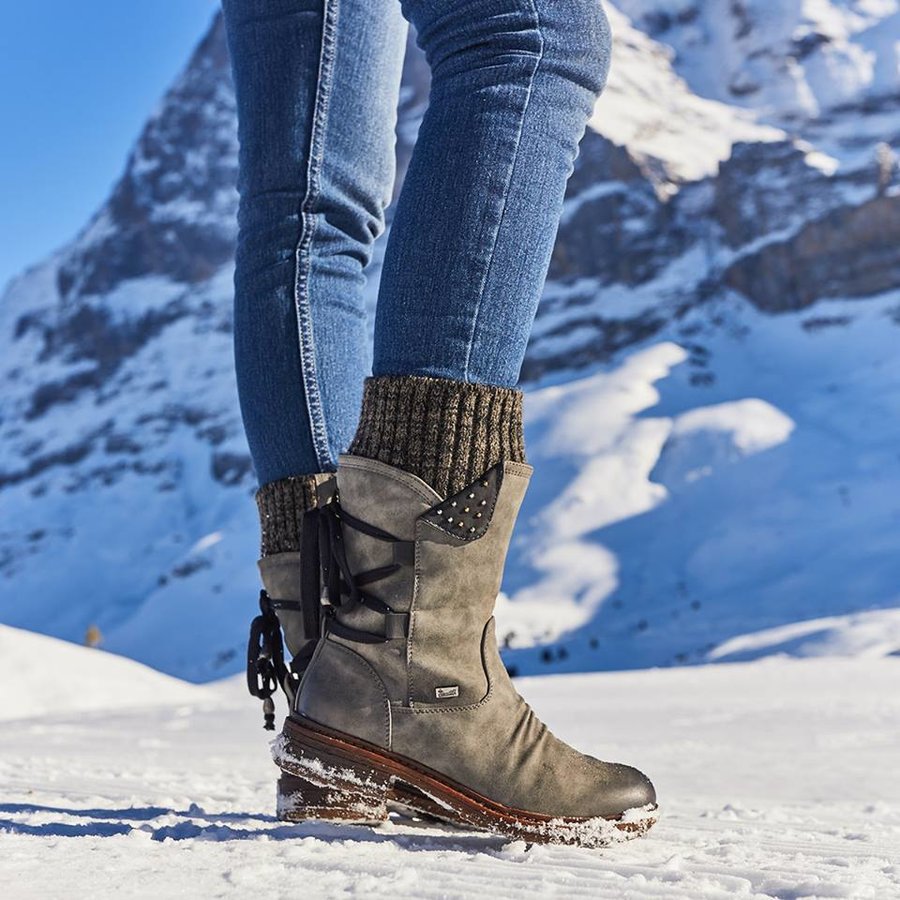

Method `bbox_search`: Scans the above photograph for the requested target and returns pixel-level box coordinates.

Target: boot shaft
[298,455,531,716]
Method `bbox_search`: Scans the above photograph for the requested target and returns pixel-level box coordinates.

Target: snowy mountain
[1,5,899,681]
[615,0,900,124]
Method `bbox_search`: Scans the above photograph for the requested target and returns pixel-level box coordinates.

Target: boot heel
[273,726,390,825]
[276,772,388,824]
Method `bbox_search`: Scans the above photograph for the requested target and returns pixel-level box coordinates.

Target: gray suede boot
[271,454,658,847]
[247,473,335,728]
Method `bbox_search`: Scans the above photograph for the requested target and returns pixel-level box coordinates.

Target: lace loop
[246,590,297,730]
[246,505,324,729]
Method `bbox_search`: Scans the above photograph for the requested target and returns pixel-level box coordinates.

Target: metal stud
[447,517,454,524]
[468,493,475,499]
[458,521,464,528]
[436,509,443,515]
[480,500,487,506]
[475,512,482,518]
[469,527,476,533]
[451,501,457,507]
[481,481,489,487]
[463,507,470,513]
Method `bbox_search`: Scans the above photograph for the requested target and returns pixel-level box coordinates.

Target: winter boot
[271,454,658,847]
[247,473,336,729]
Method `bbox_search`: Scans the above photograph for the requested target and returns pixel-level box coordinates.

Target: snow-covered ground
[1,626,898,899]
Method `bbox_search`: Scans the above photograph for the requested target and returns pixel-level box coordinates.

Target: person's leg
[351,0,613,495]
[223,0,407,486]
[280,0,658,845]
[377,0,611,386]
[222,0,407,710]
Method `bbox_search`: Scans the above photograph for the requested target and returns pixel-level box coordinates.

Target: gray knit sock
[255,475,318,557]
[348,375,526,498]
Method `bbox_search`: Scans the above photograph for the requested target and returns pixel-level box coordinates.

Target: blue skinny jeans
[222,0,612,485]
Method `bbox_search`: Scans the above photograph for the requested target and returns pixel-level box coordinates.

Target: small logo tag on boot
[435,685,459,699]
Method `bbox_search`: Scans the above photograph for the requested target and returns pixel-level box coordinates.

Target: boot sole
[273,716,658,847]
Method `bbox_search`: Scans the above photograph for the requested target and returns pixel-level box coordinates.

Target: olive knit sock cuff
[348,375,526,498]
[255,474,318,557]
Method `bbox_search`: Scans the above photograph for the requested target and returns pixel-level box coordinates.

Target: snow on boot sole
[273,716,659,847]
[276,772,389,824]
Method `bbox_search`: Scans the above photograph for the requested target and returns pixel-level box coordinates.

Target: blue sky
[0,1,219,291]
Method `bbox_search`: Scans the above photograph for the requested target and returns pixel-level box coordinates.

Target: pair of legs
[225,0,658,844]
[222,0,612,486]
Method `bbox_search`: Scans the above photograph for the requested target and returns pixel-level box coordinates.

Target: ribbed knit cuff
[255,474,318,557]
[348,375,526,498]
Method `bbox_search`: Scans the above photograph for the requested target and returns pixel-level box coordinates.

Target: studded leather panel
[418,464,503,542]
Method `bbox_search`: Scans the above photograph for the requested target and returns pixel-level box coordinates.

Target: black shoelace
[246,590,294,730]
[317,501,410,643]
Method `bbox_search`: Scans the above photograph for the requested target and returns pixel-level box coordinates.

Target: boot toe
[613,763,657,812]
[587,761,656,818]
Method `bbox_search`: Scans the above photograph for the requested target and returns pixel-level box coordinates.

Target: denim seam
[293,0,341,471]
[461,0,544,383]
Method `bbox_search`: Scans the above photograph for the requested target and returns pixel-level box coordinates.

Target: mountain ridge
[1,4,898,679]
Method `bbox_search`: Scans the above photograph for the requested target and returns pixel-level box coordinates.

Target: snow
[500,289,900,671]
[1,628,897,898]
[1,9,898,888]
[654,399,795,488]
[591,7,783,185]
[7,288,900,682]
[0,625,209,721]
[613,0,900,125]
[708,608,900,661]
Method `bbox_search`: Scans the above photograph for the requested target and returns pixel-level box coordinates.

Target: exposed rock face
[725,193,900,311]
[551,134,690,288]
[712,141,835,249]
